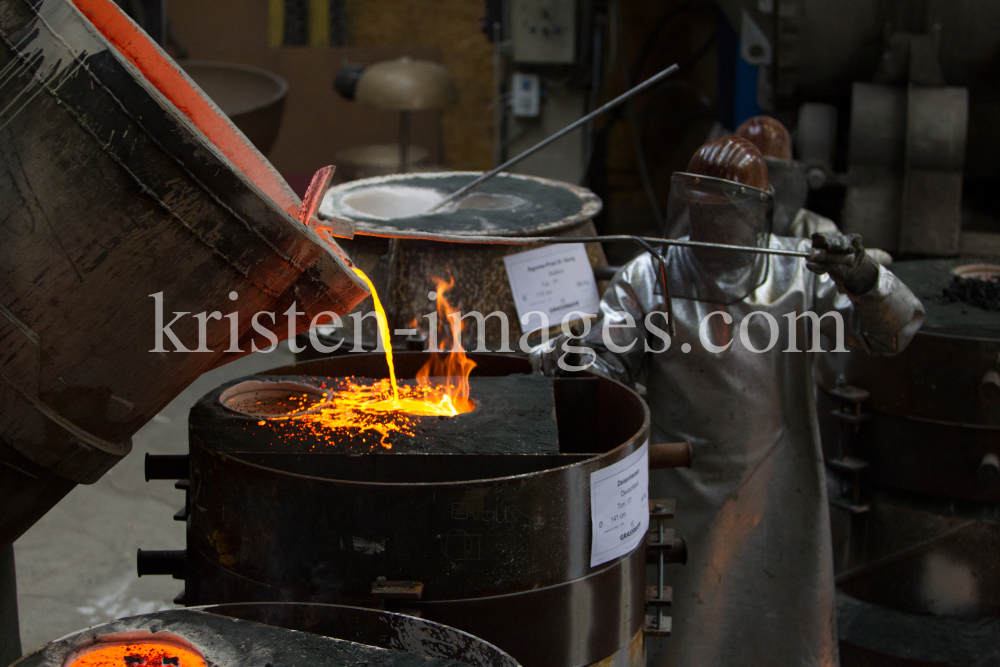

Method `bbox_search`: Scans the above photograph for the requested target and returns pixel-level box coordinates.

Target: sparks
[261,226,478,449]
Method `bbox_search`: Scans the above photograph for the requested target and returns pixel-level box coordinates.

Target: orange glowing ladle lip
[66,633,206,667]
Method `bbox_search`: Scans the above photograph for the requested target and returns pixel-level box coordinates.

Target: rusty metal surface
[584,628,644,667]
[406,547,646,667]
[836,591,1000,667]
[817,259,1000,501]
[186,353,648,599]
[185,546,646,667]
[648,442,692,470]
[321,171,605,350]
[176,353,649,667]
[0,0,366,548]
[816,258,1000,663]
[335,221,607,350]
[820,391,1000,503]
[817,259,999,425]
[829,487,1000,617]
[9,603,520,667]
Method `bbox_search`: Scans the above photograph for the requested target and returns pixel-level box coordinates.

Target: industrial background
[2,1,998,667]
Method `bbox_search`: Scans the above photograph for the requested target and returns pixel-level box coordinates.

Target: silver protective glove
[807,232,880,296]
[528,338,561,377]
[528,335,588,377]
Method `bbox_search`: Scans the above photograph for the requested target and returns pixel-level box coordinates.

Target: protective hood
[665,172,774,304]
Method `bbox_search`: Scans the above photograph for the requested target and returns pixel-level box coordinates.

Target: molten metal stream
[349,267,476,417]
[259,226,476,448]
[352,267,400,404]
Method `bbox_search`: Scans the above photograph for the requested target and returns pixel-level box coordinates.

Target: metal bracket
[647,527,674,545]
[829,455,871,514]
[371,577,424,603]
[137,549,186,579]
[646,585,672,606]
[646,498,682,639]
[644,614,672,637]
[647,533,688,565]
[830,497,871,514]
[173,479,190,521]
[829,384,871,433]
[649,499,675,520]
[145,453,190,481]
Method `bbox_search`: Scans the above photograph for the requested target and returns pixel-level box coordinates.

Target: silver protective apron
[533,236,924,667]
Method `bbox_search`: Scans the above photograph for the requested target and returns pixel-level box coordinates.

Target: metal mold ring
[323,171,602,238]
[953,263,1000,281]
[219,381,328,417]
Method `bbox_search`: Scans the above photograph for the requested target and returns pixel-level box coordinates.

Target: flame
[415,275,477,415]
[263,226,476,448]
[349,267,476,417]
[68,642,205,667]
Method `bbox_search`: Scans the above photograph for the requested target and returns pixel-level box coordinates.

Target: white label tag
[590,441,649,568]
[502,243,600,334]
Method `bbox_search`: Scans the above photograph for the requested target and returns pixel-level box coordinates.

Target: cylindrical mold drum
[8,603,520,667]
[180,353,649,667]
[817,259,1000,666]
[0,0,367,548]
[318,172,606,351]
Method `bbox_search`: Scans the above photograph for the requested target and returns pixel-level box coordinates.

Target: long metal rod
[352,230,813,258]
[427,63,681,211]
[399,111,410,173]
[657,517,665,630]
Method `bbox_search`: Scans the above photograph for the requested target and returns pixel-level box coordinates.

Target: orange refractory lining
[68,642,206,667]
[262,229,477,448]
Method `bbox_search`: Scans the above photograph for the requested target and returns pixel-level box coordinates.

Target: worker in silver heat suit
[734,114,839,239]
[531,136,924,667]
[733,116,889,267]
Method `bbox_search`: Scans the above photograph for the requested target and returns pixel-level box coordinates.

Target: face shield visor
[664,172,774,304]
[765,157,808,236]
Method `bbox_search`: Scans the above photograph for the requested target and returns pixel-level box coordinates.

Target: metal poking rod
[351,230,814,259]
[427,63,681,211]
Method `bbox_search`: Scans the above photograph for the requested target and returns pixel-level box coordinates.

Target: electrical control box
[511,73,541,117]
[511,0,576,64]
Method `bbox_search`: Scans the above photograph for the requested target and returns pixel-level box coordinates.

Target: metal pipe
[492,21,505,168]
[427,63,681,211]
[649,441,694,469]
[399,110,410,173]
[145,453,190,481]
[351,230,813,258]
[657,517,664,630]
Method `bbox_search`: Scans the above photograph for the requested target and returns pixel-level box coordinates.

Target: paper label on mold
[503,243,600,334]
[590,441,649,568]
